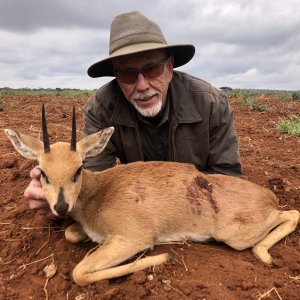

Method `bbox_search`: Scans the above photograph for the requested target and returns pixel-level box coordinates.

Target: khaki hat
[87,11,195,78]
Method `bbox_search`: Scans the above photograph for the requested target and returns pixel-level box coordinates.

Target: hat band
[109,42,169,58]
[109,31,167,53]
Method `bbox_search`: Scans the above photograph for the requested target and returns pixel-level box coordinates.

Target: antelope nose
[54,187,69,216]
[54,201,69,216]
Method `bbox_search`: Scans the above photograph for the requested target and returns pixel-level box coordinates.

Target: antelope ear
[4,129,43,160]
[77,127,114,158]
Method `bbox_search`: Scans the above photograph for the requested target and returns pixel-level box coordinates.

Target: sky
[0,0,299,91]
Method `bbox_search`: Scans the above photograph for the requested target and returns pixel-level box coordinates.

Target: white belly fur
[82,225,106,244]
[157,233,212,243]
[81,224,212,245]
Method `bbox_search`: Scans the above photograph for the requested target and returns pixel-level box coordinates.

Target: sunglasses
[114,59,169,84]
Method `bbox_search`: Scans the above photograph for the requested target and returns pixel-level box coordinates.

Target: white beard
[131,99,163,117]
[130,90,163,117]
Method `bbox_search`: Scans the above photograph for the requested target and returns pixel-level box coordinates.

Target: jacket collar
[168,72,203,123]
[111,72,203,126]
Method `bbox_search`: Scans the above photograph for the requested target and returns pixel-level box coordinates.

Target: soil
[0,92,299,300]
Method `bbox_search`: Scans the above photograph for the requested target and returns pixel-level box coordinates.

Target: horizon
[1,86,299,93]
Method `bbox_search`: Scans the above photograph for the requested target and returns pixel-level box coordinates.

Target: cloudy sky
[0,0,299,90]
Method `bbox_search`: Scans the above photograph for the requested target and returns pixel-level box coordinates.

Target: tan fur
[4,128,299,286]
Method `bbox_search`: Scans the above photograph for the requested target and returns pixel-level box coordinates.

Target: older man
[25,11,242,218]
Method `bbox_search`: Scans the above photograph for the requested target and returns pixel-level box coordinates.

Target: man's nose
[135,73,150,91]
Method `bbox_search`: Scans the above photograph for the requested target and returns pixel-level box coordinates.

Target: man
[24,11,242,218]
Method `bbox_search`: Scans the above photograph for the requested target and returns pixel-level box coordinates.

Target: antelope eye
[40,169,50,184]
[72,166,82,182]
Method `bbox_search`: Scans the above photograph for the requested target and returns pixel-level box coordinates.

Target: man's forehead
[112,49,166,67]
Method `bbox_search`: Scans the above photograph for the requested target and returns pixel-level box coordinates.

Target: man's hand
[24,167,56,220]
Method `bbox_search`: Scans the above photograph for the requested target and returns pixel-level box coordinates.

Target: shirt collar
[136,97,170,127]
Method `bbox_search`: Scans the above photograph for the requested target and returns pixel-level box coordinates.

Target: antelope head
[4,105,114,216]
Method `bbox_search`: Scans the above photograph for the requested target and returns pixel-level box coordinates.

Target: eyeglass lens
[115,60,167,84]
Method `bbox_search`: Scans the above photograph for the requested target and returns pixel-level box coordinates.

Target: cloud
[0,0,299,90]
[0,0,155,32]
[0,0,107,32]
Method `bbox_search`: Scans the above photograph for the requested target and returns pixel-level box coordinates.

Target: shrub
[276,115,300,136]
[292,91,300,100]
[241,95,269,112]
[227,89,241,98]
[274,91,292,101]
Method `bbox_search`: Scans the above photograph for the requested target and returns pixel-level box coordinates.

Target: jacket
[83,71,243,177]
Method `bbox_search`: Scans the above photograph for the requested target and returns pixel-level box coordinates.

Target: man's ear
[4,129,43,160]
[77,127,114,159]
[166,57,174,80]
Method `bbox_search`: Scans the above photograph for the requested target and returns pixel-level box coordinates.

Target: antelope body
[4,108,299,286]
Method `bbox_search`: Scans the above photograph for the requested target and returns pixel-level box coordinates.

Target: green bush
[292,91,300,100]
[241,95,269,112]
[276,115,300,136]
[226,89,239,98]
[274,91,293,101]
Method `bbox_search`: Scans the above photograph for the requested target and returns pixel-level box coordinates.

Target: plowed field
[0,92,299,299]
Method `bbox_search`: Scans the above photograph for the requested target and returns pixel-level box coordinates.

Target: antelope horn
[42,104,50,153]
[70,106,76,151]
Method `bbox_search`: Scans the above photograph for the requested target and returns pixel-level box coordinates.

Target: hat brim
[87,44,195,78]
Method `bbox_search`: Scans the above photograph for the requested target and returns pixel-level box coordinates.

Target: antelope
[4,106,299,286]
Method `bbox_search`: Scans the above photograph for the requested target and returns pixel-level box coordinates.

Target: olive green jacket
[83,71,243,177]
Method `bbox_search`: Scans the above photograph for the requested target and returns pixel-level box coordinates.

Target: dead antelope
[4,106,299,286]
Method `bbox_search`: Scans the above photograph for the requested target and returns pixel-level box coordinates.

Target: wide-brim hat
[87,11,195,78]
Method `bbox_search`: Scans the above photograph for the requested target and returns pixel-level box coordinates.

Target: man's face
[112,50,173,118]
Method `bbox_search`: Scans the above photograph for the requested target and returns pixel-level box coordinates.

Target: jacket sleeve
[82,92,117,172]
[206,92,243,177]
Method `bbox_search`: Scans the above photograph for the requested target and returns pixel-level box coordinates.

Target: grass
[226,89,300,112]
[0,88,94,97]
[276,115,300,136]
[228,88,300,137]
[227,89,298,102]
[227,89,268,111]
[241,96,269,112]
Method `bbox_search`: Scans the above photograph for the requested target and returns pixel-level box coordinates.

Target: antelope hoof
[252,245,272,264]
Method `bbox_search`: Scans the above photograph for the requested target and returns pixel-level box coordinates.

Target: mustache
[131,91,159,101]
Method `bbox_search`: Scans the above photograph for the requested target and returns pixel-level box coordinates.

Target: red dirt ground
[0,92,299,300]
